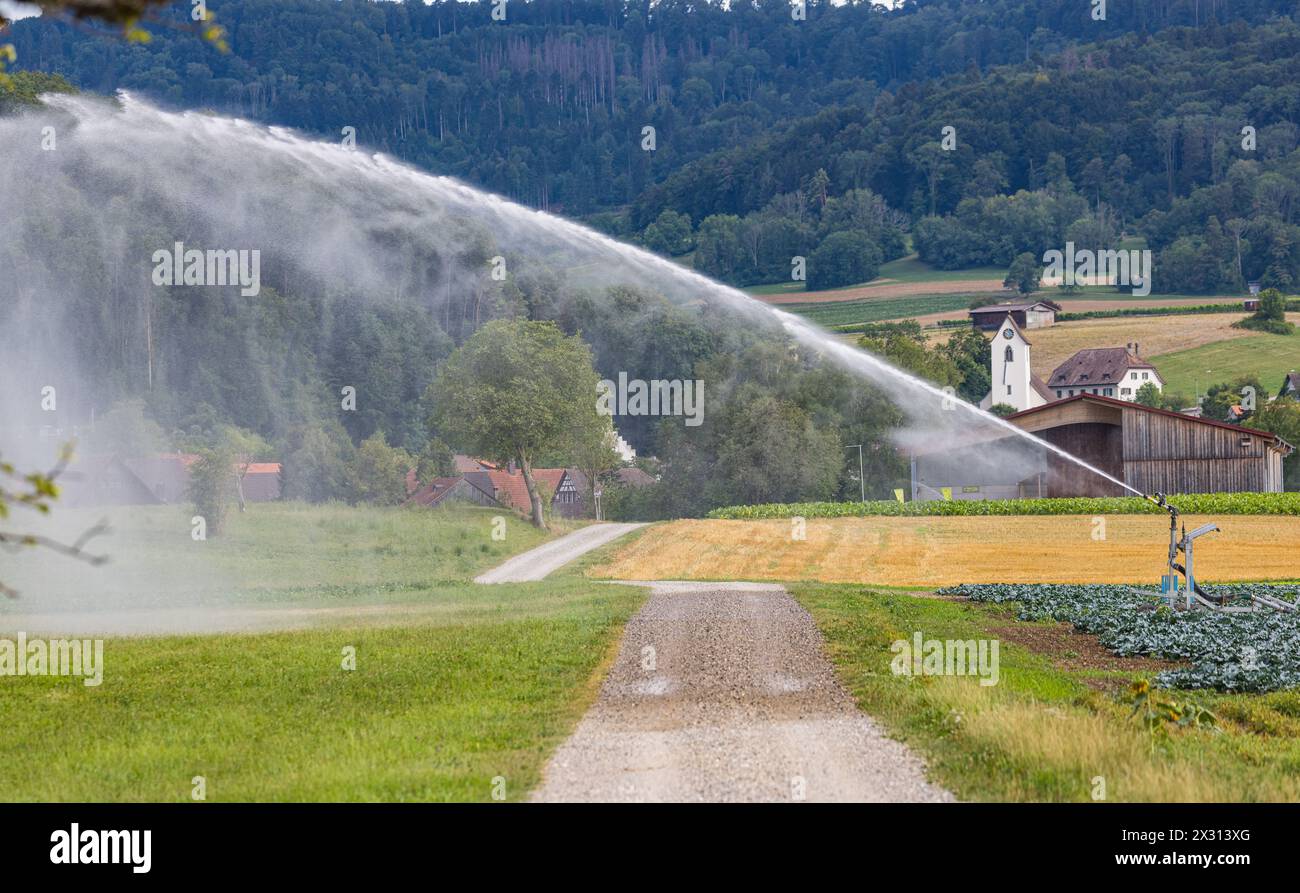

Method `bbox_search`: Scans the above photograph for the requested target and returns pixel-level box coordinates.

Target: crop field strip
[590,515,1300,586]
[707,492,1300,519]
[943,583,1300,692]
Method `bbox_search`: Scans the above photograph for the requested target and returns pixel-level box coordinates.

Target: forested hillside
[12,0,1300,292]
[6,0,1300,515]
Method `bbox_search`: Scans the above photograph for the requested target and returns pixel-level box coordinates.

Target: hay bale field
[589,515,1300,586]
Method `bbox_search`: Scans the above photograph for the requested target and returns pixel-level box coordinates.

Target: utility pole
[846,444,865,503]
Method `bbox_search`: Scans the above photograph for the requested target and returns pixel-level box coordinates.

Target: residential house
[1047,344,1162,402]
[63,453,282,507]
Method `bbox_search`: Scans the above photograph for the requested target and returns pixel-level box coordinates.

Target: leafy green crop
[938,583,1300,693]
[707,492,1300,520]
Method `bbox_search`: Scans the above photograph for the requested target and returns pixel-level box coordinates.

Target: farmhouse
[425,464,589,518]
[914,393,1293,499]
[404,475,499,509]
[969,300,1060,331]
[409,452,655,519]
[1046,344,1163,401]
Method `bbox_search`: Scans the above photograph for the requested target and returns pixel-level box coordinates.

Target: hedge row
[1055,299,1300,322]
[706,492,1300,520]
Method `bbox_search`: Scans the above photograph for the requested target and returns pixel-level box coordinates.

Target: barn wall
[1039,422,1125,497]
[1121,408,1278,494]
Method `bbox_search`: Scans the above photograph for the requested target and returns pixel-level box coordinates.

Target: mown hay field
[590,516,1300,586]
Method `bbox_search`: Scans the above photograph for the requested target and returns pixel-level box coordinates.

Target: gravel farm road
[473,522,647,584]
[532,581,954,803]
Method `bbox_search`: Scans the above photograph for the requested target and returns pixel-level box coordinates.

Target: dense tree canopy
[12,1,1300,292]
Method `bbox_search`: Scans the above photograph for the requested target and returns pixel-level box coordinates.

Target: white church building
[978,315,1053,412]
[978,313,1163,413]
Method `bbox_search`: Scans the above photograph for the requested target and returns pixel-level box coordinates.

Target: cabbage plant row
[937,583,1300,693]
[708,492,1300,520]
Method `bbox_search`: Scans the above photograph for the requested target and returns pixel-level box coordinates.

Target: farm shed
[911,394,1293,500]
[969,300,1061,331]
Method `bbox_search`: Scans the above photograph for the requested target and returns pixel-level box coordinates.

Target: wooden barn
[911,394,1293,500]
[969,300,1061,331]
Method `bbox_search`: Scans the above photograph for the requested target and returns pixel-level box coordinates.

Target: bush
[1234,287,1294,335]
[189,446,236,536]
[706,492,1300,520]
[346,432,415,505]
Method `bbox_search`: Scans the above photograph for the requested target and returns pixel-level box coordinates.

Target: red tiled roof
[405,476,465,507]
[453,454,499,472]
[485,468,568,512]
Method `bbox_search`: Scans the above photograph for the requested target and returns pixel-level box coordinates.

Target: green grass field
[0,502,562,611]
[1035,284,1246,303]
[1151,331,1300,398]
[876,255,1006,283]
[0,503,645,801]
[793,584,1300,801]
[784,293,979,327]
[746,255,1006,297]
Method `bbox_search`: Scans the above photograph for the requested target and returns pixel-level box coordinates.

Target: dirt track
[531,581,953,803]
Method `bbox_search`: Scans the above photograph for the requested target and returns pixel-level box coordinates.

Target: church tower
[981,314,1039,412]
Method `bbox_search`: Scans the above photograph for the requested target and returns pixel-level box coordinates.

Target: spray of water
[0,93,1143,630]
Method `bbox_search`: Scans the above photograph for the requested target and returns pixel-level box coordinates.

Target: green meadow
[0,504,644,801]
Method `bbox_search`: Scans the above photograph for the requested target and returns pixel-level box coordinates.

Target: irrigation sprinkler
[1141,493,1295,613]
[1145,492,1222,610]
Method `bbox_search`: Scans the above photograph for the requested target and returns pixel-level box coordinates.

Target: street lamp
[846,443,865,503]
[1196,368,1212,405]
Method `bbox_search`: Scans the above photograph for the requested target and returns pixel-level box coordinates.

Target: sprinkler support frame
[1146,492,1220,609]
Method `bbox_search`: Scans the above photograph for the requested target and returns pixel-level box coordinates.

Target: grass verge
[791,583,1300,801]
